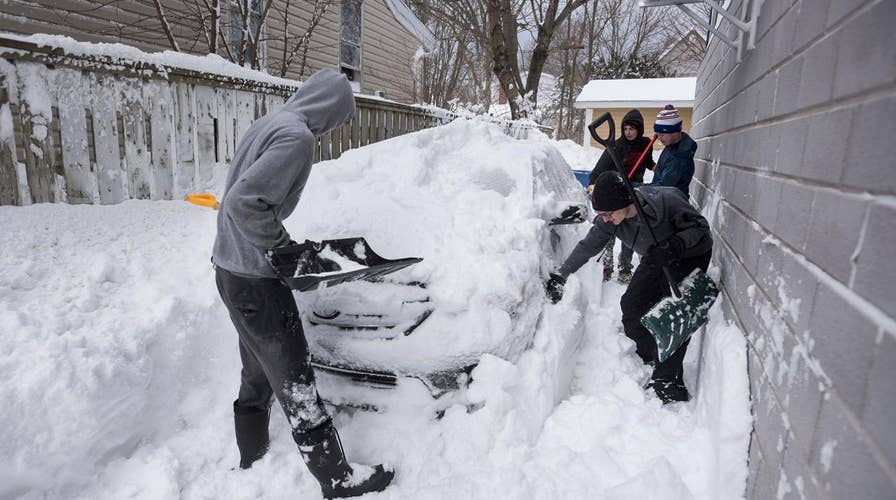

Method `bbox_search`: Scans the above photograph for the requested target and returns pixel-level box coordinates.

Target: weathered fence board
[194,85,217,190]
[234,90,254,151]
[17,63,59,203]
[121,79,152,199]
[56,68,95,204]
[89,73,126,204]
[147,80,175,201]
[0,67,21,206]
[174,83,197,200]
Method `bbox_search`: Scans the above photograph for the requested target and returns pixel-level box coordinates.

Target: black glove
[646,235,685,266]
[265,239,301,278]
[544,273,566,304]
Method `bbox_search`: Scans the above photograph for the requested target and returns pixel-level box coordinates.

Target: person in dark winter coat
[212,69,393,498]
[650,104,697,198]
[544,171,713,403]
[587,109,656,283]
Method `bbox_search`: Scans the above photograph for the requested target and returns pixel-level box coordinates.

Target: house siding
[0,0,422,102]
[259,1,340,80]
[359,0,420,102]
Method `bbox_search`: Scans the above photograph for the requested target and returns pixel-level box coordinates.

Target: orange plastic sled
[186,193,220,210]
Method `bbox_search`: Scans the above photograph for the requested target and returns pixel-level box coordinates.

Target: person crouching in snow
[586,109,656,283]
[211,69,393,498]
[544,171,713,403]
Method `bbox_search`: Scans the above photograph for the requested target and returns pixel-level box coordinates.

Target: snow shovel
[588,112,719,363]
[549,204,587,225]
[266,237,423,292]
[186,193,220,209]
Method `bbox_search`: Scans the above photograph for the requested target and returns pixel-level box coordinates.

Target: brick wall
[689,0,895,498]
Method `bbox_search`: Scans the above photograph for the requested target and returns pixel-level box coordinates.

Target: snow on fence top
[0,32,301,90]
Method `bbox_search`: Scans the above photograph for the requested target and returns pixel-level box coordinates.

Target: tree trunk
[486,0,521,119]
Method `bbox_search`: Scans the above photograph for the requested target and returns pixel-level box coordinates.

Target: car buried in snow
[287,121,592,410]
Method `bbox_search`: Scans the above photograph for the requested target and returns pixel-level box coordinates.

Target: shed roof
[574,77,696,109]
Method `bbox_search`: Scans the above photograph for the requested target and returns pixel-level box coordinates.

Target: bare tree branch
[152,0,181,51]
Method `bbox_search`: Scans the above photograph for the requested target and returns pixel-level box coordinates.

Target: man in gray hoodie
[544,171,712,403]
[212,69,393,498]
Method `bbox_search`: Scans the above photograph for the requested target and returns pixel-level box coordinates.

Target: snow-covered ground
[0,119,751,500]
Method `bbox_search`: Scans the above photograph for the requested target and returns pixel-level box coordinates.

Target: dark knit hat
[653,104,683,133]
[592,171,633,212]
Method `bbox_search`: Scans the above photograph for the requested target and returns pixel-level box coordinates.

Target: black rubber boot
[234,401,271,469]
[294,421,394,499]
[647,379,690,403]
[648,338,690,404]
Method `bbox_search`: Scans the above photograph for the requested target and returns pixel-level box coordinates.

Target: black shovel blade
[274,237,423,292]
[549,204,587,225]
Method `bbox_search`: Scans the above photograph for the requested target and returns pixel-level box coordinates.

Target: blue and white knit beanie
[654,104,683,133]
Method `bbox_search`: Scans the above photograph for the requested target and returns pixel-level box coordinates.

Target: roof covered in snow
[574,77,696,109]
[384,0,437,51]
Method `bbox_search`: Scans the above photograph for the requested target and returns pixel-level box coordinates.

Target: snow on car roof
[291,118,589,372]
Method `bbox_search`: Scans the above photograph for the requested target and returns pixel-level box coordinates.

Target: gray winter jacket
[557,186,711,279]
[212,69,355,278]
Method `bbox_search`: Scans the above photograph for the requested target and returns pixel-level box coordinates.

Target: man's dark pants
[215,267,330,432]
[620,250,712,382]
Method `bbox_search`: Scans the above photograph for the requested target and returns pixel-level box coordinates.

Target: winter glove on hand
[646,235,685,266]
[544,273,566,304]
[265,239,301,278]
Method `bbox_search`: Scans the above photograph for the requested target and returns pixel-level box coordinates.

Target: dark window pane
[340,43,361,69]
[341,0,362,44]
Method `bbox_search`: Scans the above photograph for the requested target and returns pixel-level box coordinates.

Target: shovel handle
[663,268,681,298]
[587,112,615,149]
[627,134,658,179]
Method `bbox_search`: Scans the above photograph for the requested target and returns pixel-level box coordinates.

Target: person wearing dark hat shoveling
[544,171,713,403]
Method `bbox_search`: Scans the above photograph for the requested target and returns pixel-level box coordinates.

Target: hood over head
[621,109,645,138]
[285,69,356,136]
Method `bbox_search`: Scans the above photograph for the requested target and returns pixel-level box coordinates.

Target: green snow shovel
[641,269,719,362]
[588,112,719,363]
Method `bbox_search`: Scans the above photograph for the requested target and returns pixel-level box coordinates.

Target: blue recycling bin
[572,170,591,189]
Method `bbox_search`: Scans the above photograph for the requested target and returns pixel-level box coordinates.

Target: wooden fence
[0,35,552,206]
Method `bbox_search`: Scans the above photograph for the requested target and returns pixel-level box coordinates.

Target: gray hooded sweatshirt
[212,69,356,278]
[557,186,712,279]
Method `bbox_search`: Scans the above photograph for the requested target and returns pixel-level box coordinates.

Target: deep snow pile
[290,119,589,380]
[0,119,751,499]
